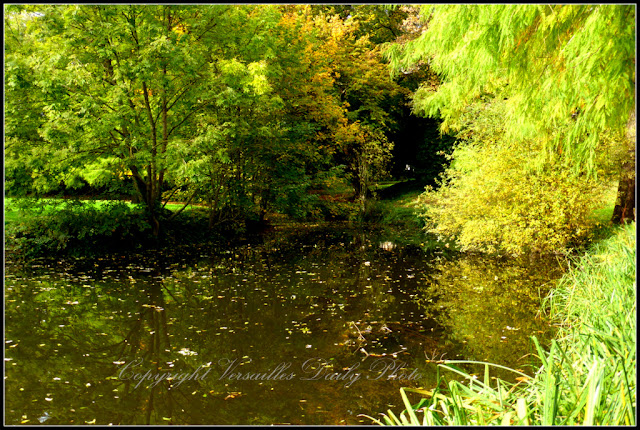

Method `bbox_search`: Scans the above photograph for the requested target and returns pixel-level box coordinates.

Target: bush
[418,101,611,256]
[316,198,360,221]
[7,200,151,258]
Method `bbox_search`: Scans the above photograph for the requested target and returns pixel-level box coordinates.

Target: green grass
[591,205,615,225]
[361,189,425,237]
[372,180,404,191]
[4,205,21,224]
[368,222,636,425]
[590,183,618,225]
[4,197,201,227]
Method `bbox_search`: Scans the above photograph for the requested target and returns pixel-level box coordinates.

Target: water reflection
[4,226,565,425]
[379,241,396,251]
[414,254,565,379]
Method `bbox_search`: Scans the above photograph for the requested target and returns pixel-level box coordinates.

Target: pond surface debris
[5,225,565,425]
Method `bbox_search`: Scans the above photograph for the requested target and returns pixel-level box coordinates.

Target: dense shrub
[7,201,152,258]
[418,101,612,256]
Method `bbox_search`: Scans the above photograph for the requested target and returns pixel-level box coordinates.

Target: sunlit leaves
[6,5,285,229]
[418,100,611,255]
[6,5,411,228]
[387,4,635,175]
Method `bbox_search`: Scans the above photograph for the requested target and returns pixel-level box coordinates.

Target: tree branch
[167,103,210,138]
[167,187,198,220]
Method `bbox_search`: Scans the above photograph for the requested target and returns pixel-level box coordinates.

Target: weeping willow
[386,4,634,171]
[386,4,635,223]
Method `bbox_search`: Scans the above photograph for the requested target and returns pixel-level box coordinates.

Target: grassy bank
[368,222,636,425]
[4,197,223,259]
[367,189,424,228]
[4,197,200,225]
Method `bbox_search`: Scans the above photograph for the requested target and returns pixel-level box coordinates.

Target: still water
[5,225,565,425]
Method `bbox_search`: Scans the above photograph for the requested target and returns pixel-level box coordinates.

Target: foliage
[5,4,412,239]
[310,5,413,45]
[275,7,405,203]
[386,4,635,174]
[5,197,239,258]
[4,5,297,234]
[418,100,611,256]
[386,4,635,239]
[4,8,85,197]
[370,222,636,425]
[7,200,151,258]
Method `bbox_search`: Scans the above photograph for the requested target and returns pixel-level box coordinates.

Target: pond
[4,224,566,425]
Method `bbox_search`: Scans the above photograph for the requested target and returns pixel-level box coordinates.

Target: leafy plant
[418,100,612,256]
[386,4,635,224]
[7,200,152,258]
[360,387,428,425]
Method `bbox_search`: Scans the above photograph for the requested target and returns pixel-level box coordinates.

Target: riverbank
[372,222,636,425]
[3,182,617,261]
[4,185,429,260]
[4,197,224,259]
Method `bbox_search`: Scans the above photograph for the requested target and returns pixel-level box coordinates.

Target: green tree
[6,5,270,236]
[260,6,406,215]
[5,7,63,195]
[387,4,635,223]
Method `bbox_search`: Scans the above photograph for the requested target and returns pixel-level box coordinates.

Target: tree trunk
[208,193,215,231]
[611,153,635,224]
[130,164,162,236]
[150,212,161,238]
[612,112,636,224]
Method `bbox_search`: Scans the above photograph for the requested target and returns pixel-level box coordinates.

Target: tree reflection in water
[5,226,564,424]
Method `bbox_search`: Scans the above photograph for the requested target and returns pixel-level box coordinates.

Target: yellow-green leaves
[418,101,609,256]
[387,4,635,175]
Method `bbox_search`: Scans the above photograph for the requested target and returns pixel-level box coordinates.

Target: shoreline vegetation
[4,184,633,426]
[4,185,427,261]
[4,4,635,426]
[3,179,618,261]
[368,222,636,426]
